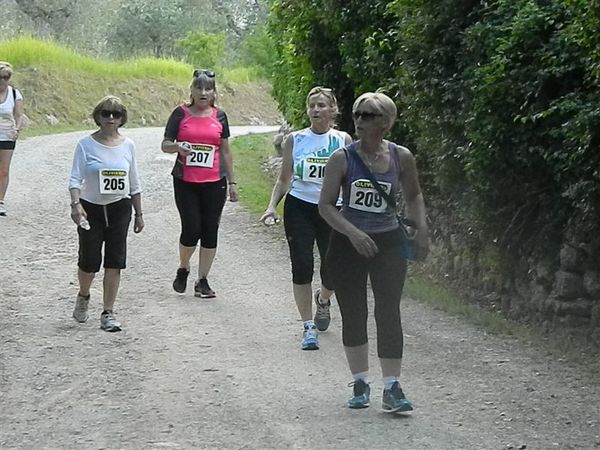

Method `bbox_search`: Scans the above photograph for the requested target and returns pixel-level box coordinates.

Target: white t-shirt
[0,86,22,141]
[68,135,142,205]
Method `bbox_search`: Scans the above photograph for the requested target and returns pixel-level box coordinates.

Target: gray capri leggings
[327,228,408,359]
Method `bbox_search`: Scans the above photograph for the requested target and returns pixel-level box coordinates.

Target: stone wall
[425,220,600,342]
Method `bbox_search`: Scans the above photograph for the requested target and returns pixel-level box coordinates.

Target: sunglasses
[193,69,216,78]
[100,110,123,119]
[352,110,383,120]
[0,75,11,80]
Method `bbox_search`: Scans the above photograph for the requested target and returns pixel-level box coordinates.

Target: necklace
[359,148,385,168]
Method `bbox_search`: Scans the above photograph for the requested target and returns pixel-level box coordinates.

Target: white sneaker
[0,202,6,216]
[72,294,90,323]
[100,311,121,332]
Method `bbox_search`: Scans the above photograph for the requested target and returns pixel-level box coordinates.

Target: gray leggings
[327,228,407,359]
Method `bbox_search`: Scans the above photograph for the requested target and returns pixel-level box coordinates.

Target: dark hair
[92,95,128,127]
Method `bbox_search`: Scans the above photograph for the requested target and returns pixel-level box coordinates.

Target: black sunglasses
[193,69,216,78]
[0,75,11,80]
[352,111,383,120]
[100,110,123,119]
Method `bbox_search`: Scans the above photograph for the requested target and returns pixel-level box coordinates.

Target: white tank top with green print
[288,128,347,205]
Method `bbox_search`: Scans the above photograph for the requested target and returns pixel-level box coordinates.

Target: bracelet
[228,182,237,185]
[135,213,143,217]
[70,201,80,207]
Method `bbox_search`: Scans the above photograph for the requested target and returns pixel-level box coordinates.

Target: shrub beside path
[0,128,598,449]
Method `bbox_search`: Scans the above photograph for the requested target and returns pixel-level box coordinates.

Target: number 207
[190,151,210,164]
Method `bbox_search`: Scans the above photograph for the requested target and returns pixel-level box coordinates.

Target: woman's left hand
[133,215,145,233]
[228,184,239,202]
[414,232,429,261]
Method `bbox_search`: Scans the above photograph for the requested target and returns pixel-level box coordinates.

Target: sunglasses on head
[0,75,10,80]
[193,69,216,78]
[100,110,123,119]
[352,110,383,120]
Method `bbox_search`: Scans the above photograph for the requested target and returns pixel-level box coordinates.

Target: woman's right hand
[70,204,87,226]
[348,229,379,258]
[259,209,280,226]
[177,141,192,157]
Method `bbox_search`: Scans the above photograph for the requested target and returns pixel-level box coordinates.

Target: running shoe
[194,278,216,298]
[313,289,331,332]
[301,324,319,350]
[72,293,90,323]
[348,379,370,409]
[0,201,6,216]
[382,381,413,413]
[172,268,189,293]
[100,311,122,332]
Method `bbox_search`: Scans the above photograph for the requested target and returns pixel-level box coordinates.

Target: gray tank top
[341,142,401,234]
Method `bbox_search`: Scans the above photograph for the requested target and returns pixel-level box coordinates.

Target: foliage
[267,0,600,267]
[235,24,277,77]
[177,31,226,69]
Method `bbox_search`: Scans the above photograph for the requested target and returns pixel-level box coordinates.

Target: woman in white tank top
[261,87,352,351]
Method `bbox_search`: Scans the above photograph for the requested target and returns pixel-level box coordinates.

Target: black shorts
[78,198,132,273]
[0,141,16,150]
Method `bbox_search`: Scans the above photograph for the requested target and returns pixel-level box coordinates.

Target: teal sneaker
[382,381,413,413]
[348,379,370,409]
[301,324,319,350]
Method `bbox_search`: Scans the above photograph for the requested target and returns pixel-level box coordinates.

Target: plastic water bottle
[263,215,280,226]
[79,217,91,230]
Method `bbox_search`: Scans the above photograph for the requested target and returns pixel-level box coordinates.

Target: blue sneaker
[382,381,413,413]
[301,324,319,350]
[348,379,370,409]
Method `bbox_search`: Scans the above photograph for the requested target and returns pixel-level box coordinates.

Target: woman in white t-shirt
[0,61,25,216]
[68,96,144,332]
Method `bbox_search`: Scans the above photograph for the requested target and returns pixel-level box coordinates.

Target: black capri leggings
[78,198,132,273]
[327,228,408,359]
[173,176,227,248]
[283,194,334,288]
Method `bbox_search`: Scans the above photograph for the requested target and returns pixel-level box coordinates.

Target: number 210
[309,165,325,178]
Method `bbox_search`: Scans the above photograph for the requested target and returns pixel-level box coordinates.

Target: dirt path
[0,128,599,450]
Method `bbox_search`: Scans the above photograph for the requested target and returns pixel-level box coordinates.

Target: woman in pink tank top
[161,70,238,299]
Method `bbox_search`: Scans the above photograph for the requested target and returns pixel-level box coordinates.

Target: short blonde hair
[92,95,128,127]
[0,61,13,78]
[352,92,397,131]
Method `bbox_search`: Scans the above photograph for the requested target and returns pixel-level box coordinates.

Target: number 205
[104,178,125,190]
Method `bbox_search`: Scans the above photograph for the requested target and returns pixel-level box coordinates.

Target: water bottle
[79,217,91,230]
[263,215,280,226]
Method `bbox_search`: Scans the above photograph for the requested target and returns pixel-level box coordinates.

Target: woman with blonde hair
[69,96,144,332]
[0,61,25,216]
[320,92,429,412]
[261,86,352,350]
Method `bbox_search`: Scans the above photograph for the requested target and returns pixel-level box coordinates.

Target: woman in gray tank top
[319,92,429,413]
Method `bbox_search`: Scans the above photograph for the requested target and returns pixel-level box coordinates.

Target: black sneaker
[195,278,216,298]
[173,268,189,293]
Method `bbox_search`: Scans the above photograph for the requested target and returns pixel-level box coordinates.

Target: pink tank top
[177,106,224,183]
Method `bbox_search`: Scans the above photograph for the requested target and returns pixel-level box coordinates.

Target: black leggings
[327,228,407,359]
[283,194,334,288]
[173,176,227,248]
[78,198,132,272]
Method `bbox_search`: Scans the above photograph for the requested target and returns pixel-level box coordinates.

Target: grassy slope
[2,37,281,136]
